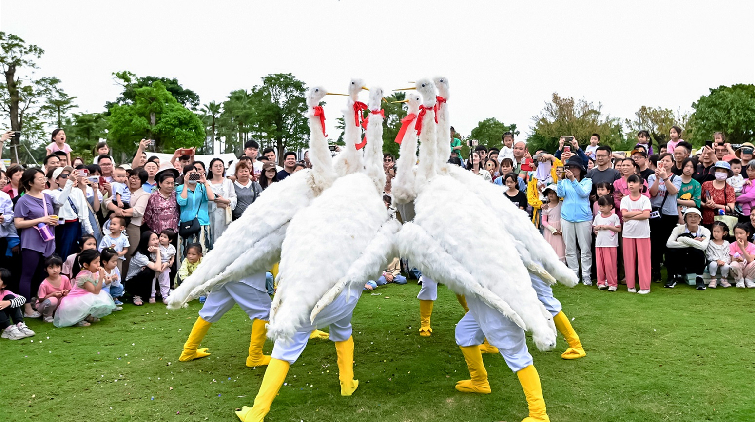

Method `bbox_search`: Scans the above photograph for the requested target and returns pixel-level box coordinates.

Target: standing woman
[647,153,682,284]
[176,163,215,255]
[232,161,262,221]
[125,231,161,306]
[556,157,594,285]
[143,165,180,238]
[119,168,150,272]
[466,152,492,182]
[14,168,58,317]
[258,162,279,191]
[207,158,236,244]
[3,164,24,199]
[701,161,736,231]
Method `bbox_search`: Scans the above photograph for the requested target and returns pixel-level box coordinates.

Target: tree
[41,85,76,127]
[527,93,626,153]
[107,81,204,158]
[380,91,406,159]
[63,112,108,162]
[469,118,519,150]
[107,71,201,111]
[690,84,755,145]
[217,89,255,153]
[0,32,64,162]
[201,101,222,154]
[624,106,690,148]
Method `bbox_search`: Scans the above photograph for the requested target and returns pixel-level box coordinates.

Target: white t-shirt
[620,194,652,238]
[593,213,621,247]
[498,146,515,162]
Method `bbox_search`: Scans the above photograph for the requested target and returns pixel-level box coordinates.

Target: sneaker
[43,316,54,323]
[583,279,593,286]
[113,299,124,306]
[608,286,617,292]
[16,322,35,337]
[23,310,41,318]
[638,289,650,294]
[627,288,637,293]
[598,284,608,290]
[113,306,123,311]
[746,279,755,289]
[75,320,91,327]
[148,297,156,304]
[708,279,717,289]
[735,280,745,288]
[664,278,677,288]
[1,325,25,340]
[695,277,706,290]
[720,280,731,288]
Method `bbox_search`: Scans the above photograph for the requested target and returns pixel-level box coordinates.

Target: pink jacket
[736,180,755,216]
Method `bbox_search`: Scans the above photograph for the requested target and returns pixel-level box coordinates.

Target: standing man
[43,154,60,174]
[243,140,264,177]
[276,152,297,181]
[671,142,693,176]
[586,146,620,188]
[693,146,716,183]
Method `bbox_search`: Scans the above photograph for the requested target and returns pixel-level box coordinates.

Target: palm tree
[201,101,222,154]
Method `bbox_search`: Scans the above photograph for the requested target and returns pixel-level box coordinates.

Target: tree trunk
[4,64,21,163]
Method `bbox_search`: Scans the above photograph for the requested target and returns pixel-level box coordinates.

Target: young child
[620,174,652,294]
[63,235,97,279]
[37,255,73,323]
[100,248,124,309]
[54,249,116,327]
[729,223,755,289]
[98,216,129,274]
[152,229,177,304]
[499,134,515,162]
[177,243,203,286]
[0,268,35,340]
[593,195,622,291]
[541,185,565,263]
[727,158,744,196]
[593,182,615,217]
[584,134,600,160]
[46,129,72,165]
[111,166,131,208]
[706,221,731,288]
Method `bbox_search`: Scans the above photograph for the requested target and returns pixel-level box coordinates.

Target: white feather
[333,78,366,177]
[362,86,386,193]
[391,92,421,205]
[432,76,452,172]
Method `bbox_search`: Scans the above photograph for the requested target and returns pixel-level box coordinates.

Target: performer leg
[180,285,235,361]
[456,294,469,313]
[247,319,272,367]
[553,311,585,360]
[179,317,213,361]
[456,345,492,394]
[517,365,550,422]
[417,275,437,337]
[235,358,290,422]
[335,336,359,396]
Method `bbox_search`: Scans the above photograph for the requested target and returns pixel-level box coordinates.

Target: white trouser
[561,220,593,281]
[199,272,271,323]
[708,261,730,279]
[530,273,562,317]
[271,285,363,364]
[455,294,532,372]
[417,275,438,300]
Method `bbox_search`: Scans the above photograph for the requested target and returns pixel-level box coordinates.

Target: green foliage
[217,89,255,154]
[624,106,691,149]
[63,112,108,163]
[200,101,222,154]
[107,81,204,157]
[690,84,755,145]
[527,93,625,153]
[381,91,407,159]
[40,86,76,127]
[469,117,519,150]
[107,71,200,111]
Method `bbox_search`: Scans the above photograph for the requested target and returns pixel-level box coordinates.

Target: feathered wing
[434,101,451,174]
[310,218,401,323]
[167,171,317,308]
[266,174,387,343]
[410,176,557,351]
[447,165,579,287]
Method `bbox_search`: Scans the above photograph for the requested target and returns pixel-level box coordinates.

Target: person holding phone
[176,163,215,258]
[554,136,589,167]
[557,157,594,285]
[693,144,716,183]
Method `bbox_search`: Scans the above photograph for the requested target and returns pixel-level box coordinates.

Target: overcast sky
[1,0,753,143]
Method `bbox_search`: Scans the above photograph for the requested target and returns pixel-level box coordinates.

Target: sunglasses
[59,173,70,178]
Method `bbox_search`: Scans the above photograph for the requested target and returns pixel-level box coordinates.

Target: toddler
[45,129,72,165]
[499,133,515,162]
[584,134,600,160]
[729,223,755,289]
[177,243,203,286]
[706,221,731,288]
[152,229,176,304]
[727,158,744,196]
[592,182,614,217]
[0,268,35,340]
[37,255,73,323]
[98,216,129,274]
[111,166,131,208]
[593,196,622,290]
[54,249,116,327]
[100,248,124,308]
[63,234,97,279]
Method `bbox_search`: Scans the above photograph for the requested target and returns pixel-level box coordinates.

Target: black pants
[125,267,155,301]
[19,249,47,302]
[649,214,678,276]
[0,294,24,330]
[665,247,707,277]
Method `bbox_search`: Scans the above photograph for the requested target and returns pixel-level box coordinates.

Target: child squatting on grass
[37,254,72,323]
[54,249,116,327]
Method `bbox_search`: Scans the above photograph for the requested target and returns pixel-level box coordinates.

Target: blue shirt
[176,183,210,226]
[142,182,156,194]
[557,177,593,222]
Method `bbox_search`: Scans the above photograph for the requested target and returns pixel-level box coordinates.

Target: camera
[148,139,155,146]
[467,139,479,147]
[189,173,201,181]
[12,132,21,142]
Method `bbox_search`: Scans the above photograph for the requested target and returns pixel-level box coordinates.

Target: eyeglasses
[383,159,392,162]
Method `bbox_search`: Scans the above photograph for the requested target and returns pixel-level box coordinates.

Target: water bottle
[718,209,725,216]
[36,222,55,242]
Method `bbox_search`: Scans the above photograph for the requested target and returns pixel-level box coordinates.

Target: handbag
[179,217,200,237]
[33,194,55,242]
[650,175,673,219]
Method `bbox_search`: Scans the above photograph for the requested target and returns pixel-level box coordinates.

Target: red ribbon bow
[395,113,418,144]
[312,106,327,137]
[356,109,385,150]
[353,101,368,127]
[415,105,433,136]
[434,96,446,123]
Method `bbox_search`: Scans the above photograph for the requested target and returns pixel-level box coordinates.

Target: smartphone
[148,139,155,146]
[87,176,100,184]
[563,145,571,153]
[78,169,89,177]
[178,148,194,156]
[99,176,106,186]
[189,173,201,181]
[564,136,574,143]
[705,140,713,149]
[705,191,712,201]
[521,158,534,172]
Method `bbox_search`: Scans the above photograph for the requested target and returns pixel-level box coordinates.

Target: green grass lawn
[5,281,755,422]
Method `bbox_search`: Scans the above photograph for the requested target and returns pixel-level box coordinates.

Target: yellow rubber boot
[235,358,290,422]
[455,346,491,394]
[309,329,329,340]
[479,338,499,354]
[419,300,433,337]
[246,319,272,367]
[335,336,359,396]
[553,311,586,360]
[179,316,212,362]
[517,365,550,422]
[456,294,469,313]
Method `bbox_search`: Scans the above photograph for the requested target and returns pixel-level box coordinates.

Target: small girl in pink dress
[541,185,565,262]
[45,129,72,164]
[54,249,116,327]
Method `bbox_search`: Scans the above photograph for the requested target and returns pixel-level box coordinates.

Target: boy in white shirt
[727,158,744,196]
[111,166,131,208]
[98,216,130,274]
[584,134,600,160]
[498,132,515,162]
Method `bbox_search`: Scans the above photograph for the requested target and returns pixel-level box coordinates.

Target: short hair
[502,172,518,185]
[6,164,24,181]
[114,166,127,173]
[262,147,275,156]
[0,268,11,283]
[501,158,514,168]
[160,228,177,243]
[382,194,392,205]
[53,150,67,159]
[447,156,462,166]
[596,145,612,155]
[649,154,659,167]
[20,168,45,192]
[178,155,191,162]
[597,195,614,208]
[110,215,126,227]
[680,158,695,171]
[45,254,63,268]
[96,155,112,164]
[185,243,203,256]
[294,162,306,170]
[183,164,195,175]
[676,141,692,153]
[127,168,149,185]
[283,151,296,160]
[729,158,742,166]
[234,160,251,176]
[43,154,59,166]
[87,164,102,176]
[474,145,488,153]
[658,152,673,162]
[659,143,668,151]
[713,132,725,142]
[147,155,160,164]
[502,132,514,140]
[244,140,260,150]
[591,133,600,140]
[77,249,100,268]
[488,148,500,155]
[383,153,395,161]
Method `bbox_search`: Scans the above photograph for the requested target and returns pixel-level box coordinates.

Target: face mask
[715,173,728,181]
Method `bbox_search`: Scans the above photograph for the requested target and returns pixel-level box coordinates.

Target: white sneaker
[736,280,746,288]
[23,310,41,318]
[16,322,35,337]
[638,290,650,295]
[1,325,25,340]
[745,279,755,289]
[627,288,637,293]
[583,280,593,286]
[43,316,54,323]
[608,286,617,292]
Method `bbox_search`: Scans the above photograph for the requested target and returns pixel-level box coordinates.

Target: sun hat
[683,207,702,219]
[564,157,586,174]
[713,161,733,177]
[155,160,179,181]
[735,142,755,158]
[52,166,74,180]
[630,148,648,157]
[542,183,558,196]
